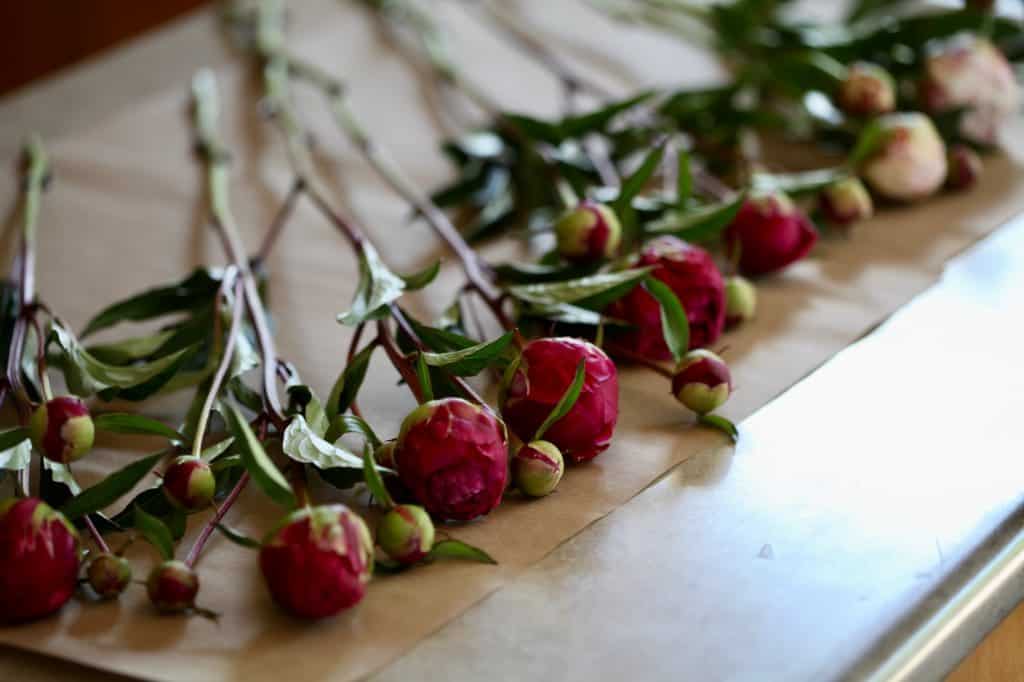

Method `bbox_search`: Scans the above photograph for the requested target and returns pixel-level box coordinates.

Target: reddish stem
[256,178,305,263]
[376,319,425,403]
[83,514,112,555]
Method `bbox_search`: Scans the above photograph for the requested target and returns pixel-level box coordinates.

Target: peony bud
[375,440,398,469]
[837,62,897,117]
[161,456,216,512]
[501,337,618,464]
[29,396,94,464]
[511,440,565,498]
[607,237,726,358]
[147,560,199,613]
[376,504,434,565]
[86,553,132,600]
[260,505,374,619]
[860,113,948,202]
[921,34,1021,145]
[672,350,733,415]
[946,144,983,191]
[724,193,818,277]
[819,177,874,227]
[724,276,757,327]
[396,398,508,521]
[0,498,80,623]
[555,200,622,264]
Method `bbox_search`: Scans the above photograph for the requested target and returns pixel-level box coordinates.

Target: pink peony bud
[511,440,565,498]
[396,398,508,521]
[501,337,618,464]
[86,553,132,600]
[607,237,726,358]
[860,113,948,202]
[29,396,95,464]
[672,350,733,415]
[0,498,80,623]
[946,144,983,190]
[376,504,434,565]
[724,193,818,277]
[162,456,216,512]
[147,560,199,613]
[555,200,622,264]
[921,34,1021,145]
[260,505,374,619]
[724,276,757,327]
[819,177,874,227]
[837,62,897,117]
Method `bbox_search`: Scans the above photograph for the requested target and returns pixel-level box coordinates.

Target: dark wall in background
[0,0,209,96]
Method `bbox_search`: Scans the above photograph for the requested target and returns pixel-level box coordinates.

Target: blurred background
[0,1,207,95]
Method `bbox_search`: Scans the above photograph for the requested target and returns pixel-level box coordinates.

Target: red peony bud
[671,350,733,415]
[395,398,508,521]
[946,144,983,191]
[606,237,726,359]
[86,553,132,600]
[819,177,874,227]
[724,193,817,277]
[0,498,80,623]
[554,200,622,264]
[921,34,1020,145]
[29,396,94,464]
[511,440,565,498]
[146,560,199,613]
[860,113,947,202]
[162,456,216,512]
[260,505,373,619]
[724,276,757,327]
[837,62,897,117]
[501,337,618,464]
[376,504,434,565]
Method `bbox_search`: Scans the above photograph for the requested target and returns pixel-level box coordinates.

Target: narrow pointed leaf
[429,539,497,565]
[225,403,295,508]
[326,342,376,418]
[643,277,690,363]
[94,414,185,443]
[414,353,434,402]
[698,414,739,443]
[508,269,651,307]
[534,359,586,441]
[362,443,394,508]
[421,332,513,376]
[61,451,167,520]
[400,260,442,291]
[134,505,175,561]
[215,523,261,549]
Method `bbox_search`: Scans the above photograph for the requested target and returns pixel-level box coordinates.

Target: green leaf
[337,244,406,326]
[421,332,513,376]
[0,429,31,471]
[414,353,434,402]
[200,437,236,462]
[428,539,497,565]
[362,443,394,508]
[400,260,442,291]
[508,269,652,307]
[534,359,586,441]
[86,330,177,365]
[82,268,221,337]
[50,323,197,397]
[677,147,693,205]
[849,119,886,167]
[325,414,383,451]
[215,523,261,549]
[94,414,185,443]
[326,342,376,419]
[281,415,365,471]
[225,403,295,508]
[643,277,690,363]
[613,144,666,219]
[521,303,627,328]
[648,195,745,244]
[493,261,596,284]
[61,451,167,520]
[134,505,175,561]
[698,414,739,443]
[752,168,849,197]
[560,92,655,139]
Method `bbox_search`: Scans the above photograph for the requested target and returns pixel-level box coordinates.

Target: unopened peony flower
[501,337,618,464]
[607,237,726,358]
[511,440,564,497]
[724,193,817,276]
[162,456,216,512]
[0,498,80,623]
[29,395,94,464]
[946,144,983,190]
[86,553,132,600]
[147,560,199,613]
[921,34,1021,145]
[819,177,874,227]
[396,398,508,521]
[260,505,374,619]
[376,504,434,565]
[837,62,896,117]
[672,350,733,415]
[555,200,622,264]
[724,276,757,327]
[860,113,948,201]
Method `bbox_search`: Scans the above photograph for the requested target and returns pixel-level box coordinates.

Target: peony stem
[83,514,112,555]
[376,319,425,403]
[255,177,305,263]
[183,471,250,569]
[345,322,369,419]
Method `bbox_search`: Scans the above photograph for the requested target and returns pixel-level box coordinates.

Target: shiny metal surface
[375,216,1024,681]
